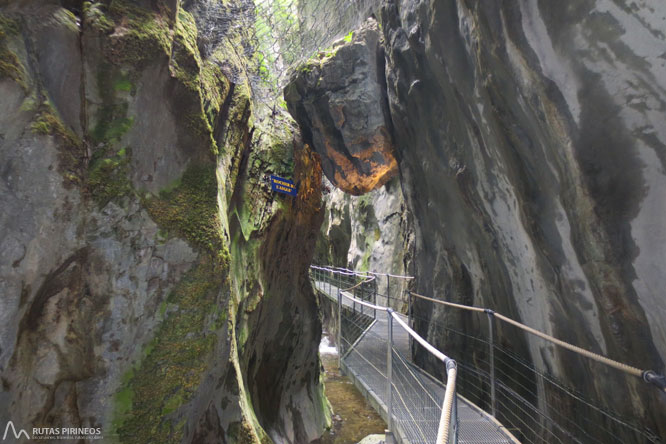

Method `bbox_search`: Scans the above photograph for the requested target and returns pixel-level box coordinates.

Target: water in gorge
[314,334,385,444]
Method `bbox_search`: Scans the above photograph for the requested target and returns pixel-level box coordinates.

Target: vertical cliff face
[286,0,666,438]
[0,1,328,442]
[315,176,412,307]
[380,0,666,436]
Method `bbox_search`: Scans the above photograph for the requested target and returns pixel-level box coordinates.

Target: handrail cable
[392,345,441,406]
[390,370,431,443]
[408,291,659,382]
[437,366,458,444]
[311,265,663,442]
[326,265,415,279]
[341,275,376,292]
[340,290,386,312]
[338,289,458,444]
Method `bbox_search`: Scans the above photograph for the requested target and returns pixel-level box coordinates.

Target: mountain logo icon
[2,422,30,440]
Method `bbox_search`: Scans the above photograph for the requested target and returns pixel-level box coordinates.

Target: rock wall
[285,19,398,195]
[287,0,666,439]
[0,1,328,443]
[314,176,412,309]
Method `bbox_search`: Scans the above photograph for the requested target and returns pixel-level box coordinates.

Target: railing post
[373,282,377,320]
[407,290,412,326]
[337,271,342,297]
[386,309,393,433]
[386,273,390,307]
[353,284,357,314]
[487,310,496,418]
[338,288,342,368]
[451,385,459,444]
[407,290,413,352]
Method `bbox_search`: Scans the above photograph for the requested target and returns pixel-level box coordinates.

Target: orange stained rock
[292,143,324,224]
[324,133,398,195]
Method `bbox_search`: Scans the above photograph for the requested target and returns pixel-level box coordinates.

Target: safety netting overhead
[252,0,379,101]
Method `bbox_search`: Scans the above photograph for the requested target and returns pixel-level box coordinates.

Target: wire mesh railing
[406,291,666,444]
[311,265,665,443]
[310,266,459,444]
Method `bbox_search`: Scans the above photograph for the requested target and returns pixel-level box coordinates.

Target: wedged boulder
[284,18,397,195]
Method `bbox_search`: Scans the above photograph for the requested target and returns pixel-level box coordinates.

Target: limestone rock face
[0,1,328,443]
[378,0,666,438]
[293,0,666,439]
[284,18,397,195]
[315,176,412,309]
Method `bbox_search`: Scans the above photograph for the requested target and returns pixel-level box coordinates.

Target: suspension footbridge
[309,266,665,444]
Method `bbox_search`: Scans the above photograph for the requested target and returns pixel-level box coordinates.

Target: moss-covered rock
[30,103,86,187]
[87,146,132,206]
[171,8,200,92]
[91,62,135,144]
[113,257,228,444]
[0,13,28,90]
[169,7,223,156]
[100,0,173,67]
[1,2,332,444]
[145,164,226,262]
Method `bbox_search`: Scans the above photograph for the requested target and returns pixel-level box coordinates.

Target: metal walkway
[311,266,666,444]
[313,279,515,444]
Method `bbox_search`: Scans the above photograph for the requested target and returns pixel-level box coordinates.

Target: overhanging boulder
[284,18,397,195]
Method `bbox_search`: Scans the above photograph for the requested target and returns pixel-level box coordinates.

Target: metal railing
[311,266,458,444]
[406,290,666,444]
[311,265,665,443]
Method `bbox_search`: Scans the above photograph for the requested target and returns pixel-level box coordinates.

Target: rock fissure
[285,0,666,440]
[0,1,330,443]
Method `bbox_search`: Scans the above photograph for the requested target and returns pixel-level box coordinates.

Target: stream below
[314,334,386,444]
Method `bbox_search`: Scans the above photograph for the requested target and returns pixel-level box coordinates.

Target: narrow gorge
[1,0,665,443]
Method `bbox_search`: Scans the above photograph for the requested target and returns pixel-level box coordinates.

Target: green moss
[170,8,200,90]
[266,139,294,176]
[87,146,132,206]
[0,13,27,91]
[169,8,222,157]
[83,2,114,33]
[201,62,230,126]
[0,14,20,37]
[162,392,186,416]
[102,0,173,66]
[227,420,262,444]
[145,164,227,262]
[52,8,79,33]
[113,258,228,444]
[92,63,134,144]
[30,104,85,187]
[114,77,133,92]
[113,385,134,429]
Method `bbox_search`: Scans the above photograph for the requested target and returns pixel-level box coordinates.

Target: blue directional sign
[270,175,298,197]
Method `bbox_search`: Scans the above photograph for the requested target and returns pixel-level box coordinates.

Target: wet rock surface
[315,175,413,309]
[291,0,666,439]
[0,1,329,443]
[378,0,666,438]
[285,18,398,195]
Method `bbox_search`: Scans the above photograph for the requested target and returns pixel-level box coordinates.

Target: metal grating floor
[315,281,517,444]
